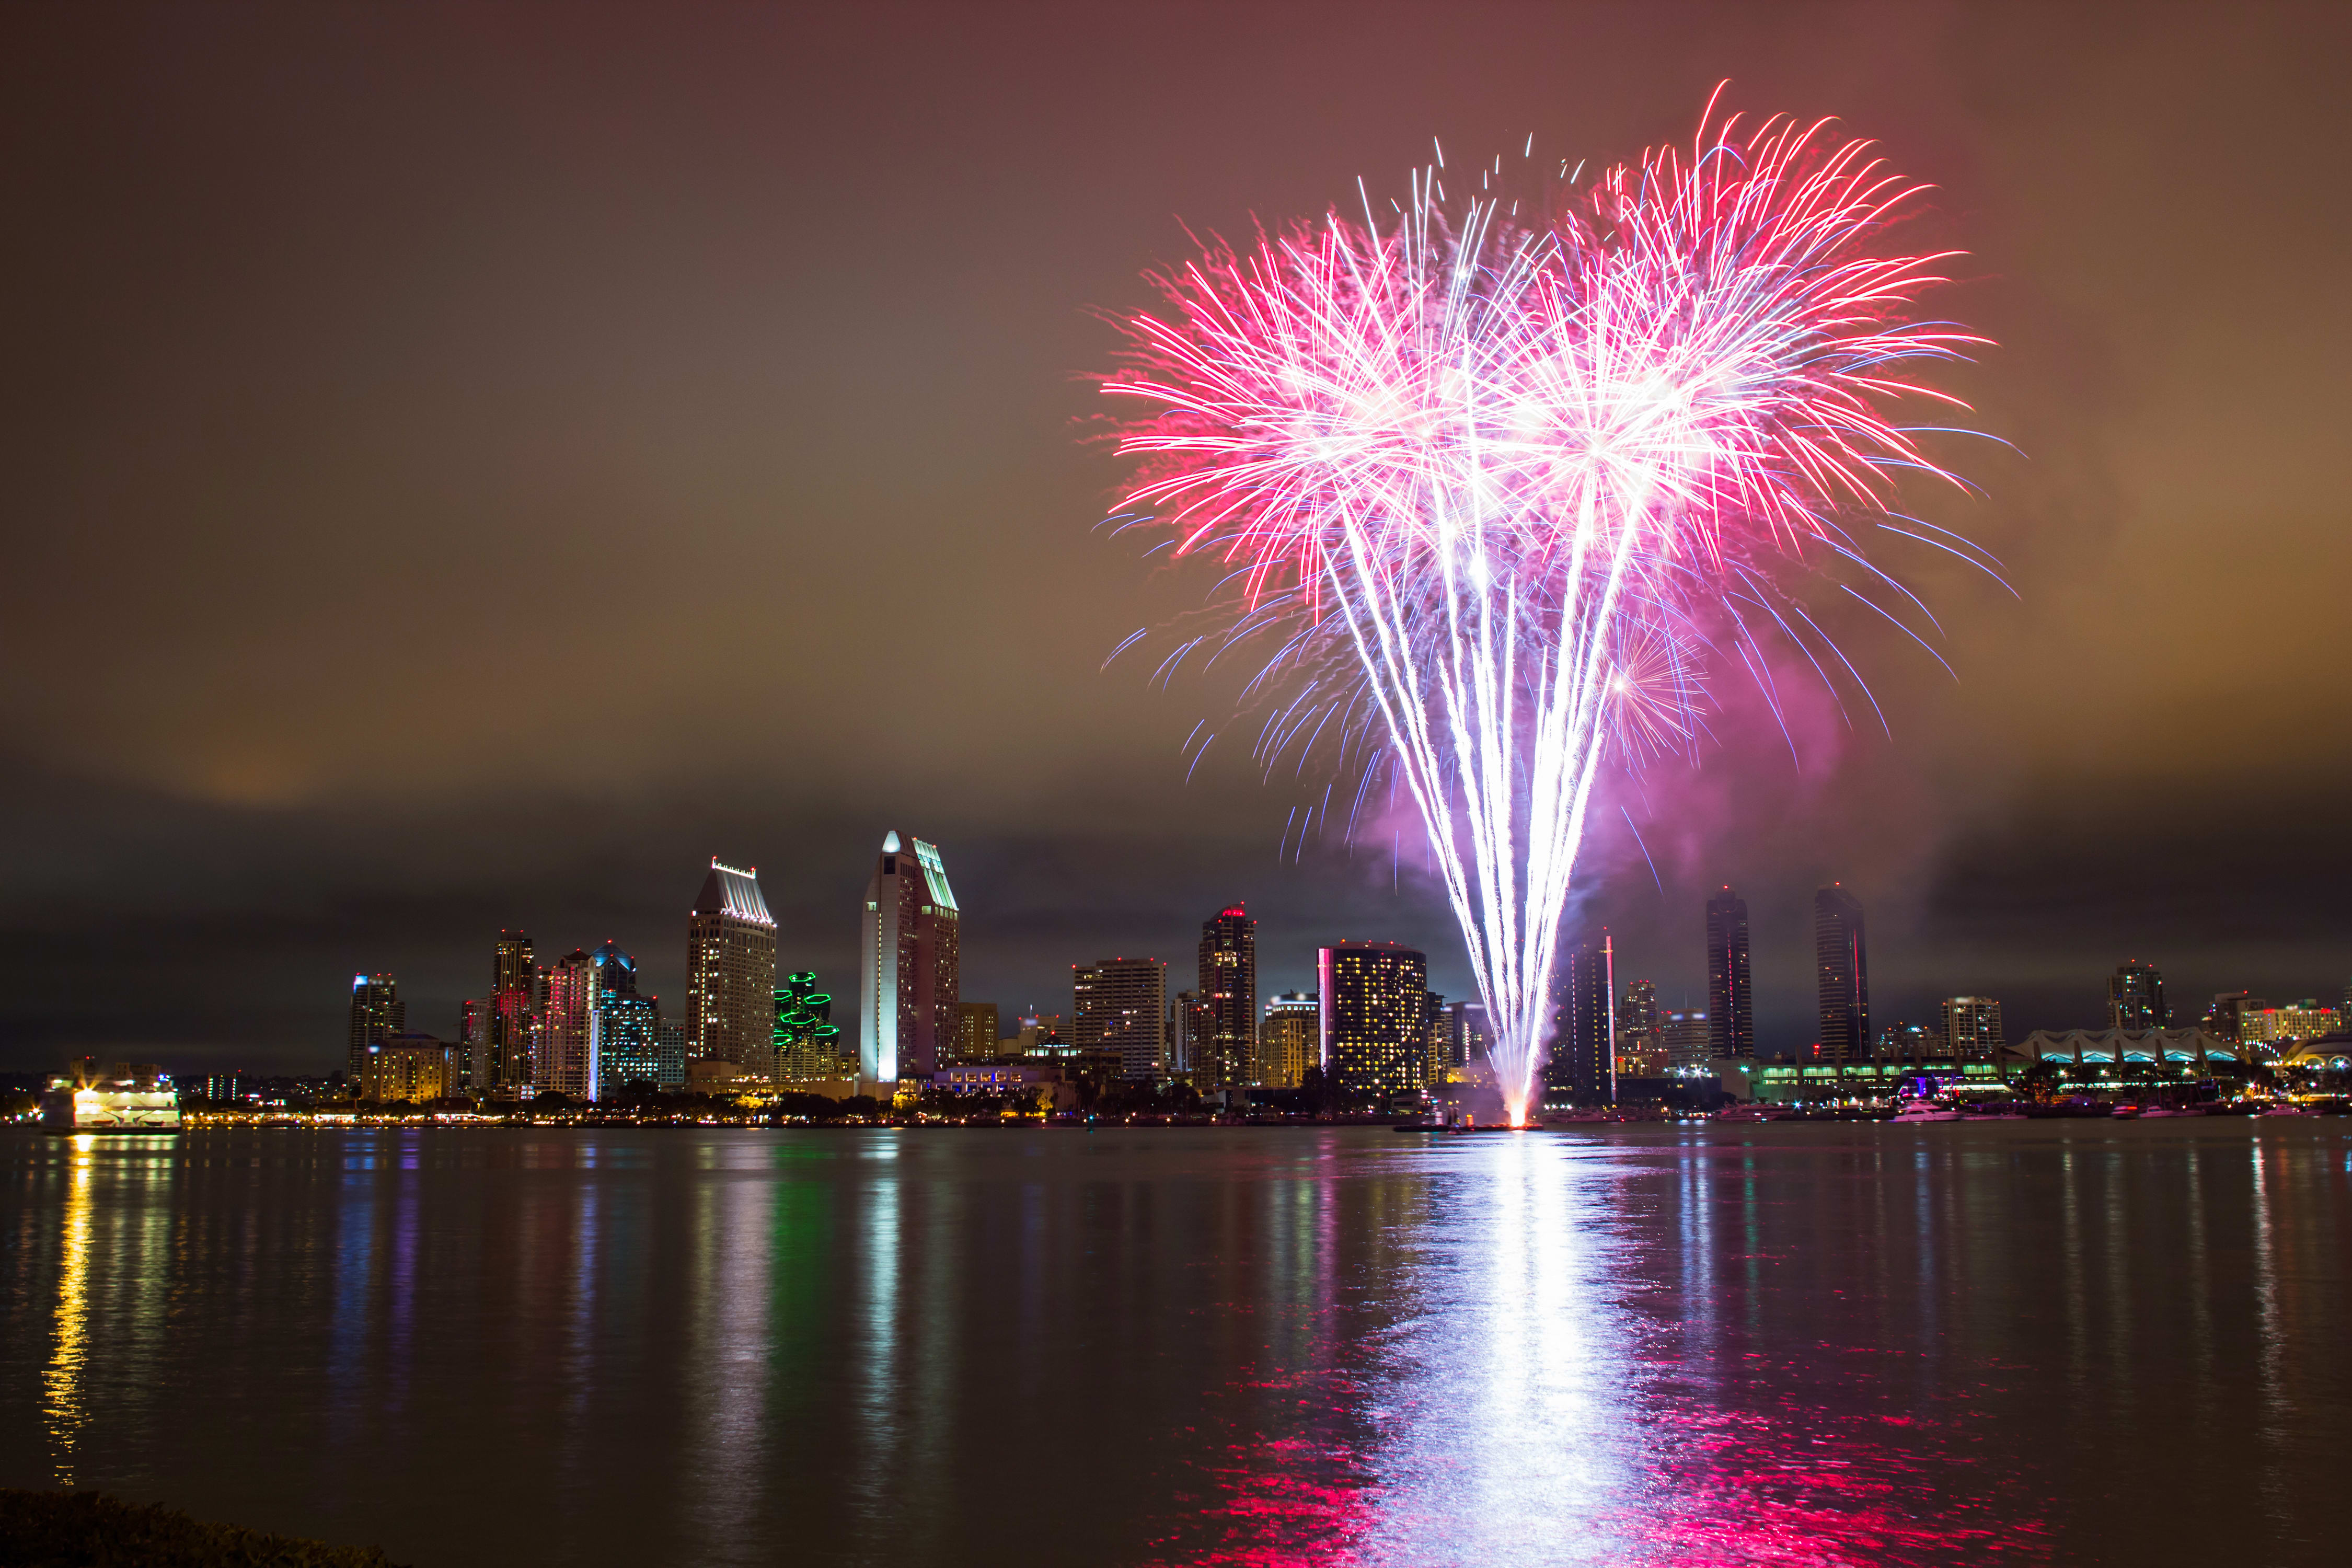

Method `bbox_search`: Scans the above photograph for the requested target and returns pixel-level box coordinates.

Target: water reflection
[41,1136,95,1484]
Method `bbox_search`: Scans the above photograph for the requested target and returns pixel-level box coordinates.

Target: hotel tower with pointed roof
[860,831,959,1085]
[688,858,778,1076]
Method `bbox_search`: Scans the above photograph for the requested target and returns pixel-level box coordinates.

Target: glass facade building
[1197,905,1258,1091]
[1705,887,1754,1060]
[1814,884,1870,1067]
[1543,933,1615,1108]
[859,832,959,1083]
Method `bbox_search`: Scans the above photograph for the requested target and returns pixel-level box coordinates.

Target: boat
[39,1060,182,1134]
[1892,1099,1965,1123]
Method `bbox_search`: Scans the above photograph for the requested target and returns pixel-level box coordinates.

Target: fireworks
[1103,100,1984,1124]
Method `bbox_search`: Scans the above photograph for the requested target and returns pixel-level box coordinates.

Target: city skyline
[7,8,2352,1075]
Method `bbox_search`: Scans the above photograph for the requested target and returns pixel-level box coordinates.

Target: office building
[1423,990,1450,1085]
[1705,889,1754,1059]
[1616,979,1664,1076]
[539,948,596,1098]
[776,972,847,1082]
[347,974,404,1082]
[1319,943,1429,1098]
[1876,1021,1936,1065]
[1258,992,1319,1088]
[584,940,655,1098]
[1168,989,1206,1075]
[1197,904,1259,1091]
[2205,991,2263,1042]
[361,1035,459,1103]
[1074,958,1168,1080]
[2108,960,2168,1031]
[1544,933,1615,1107]
[458,998,489,1093]
[859,832,959,1083]
[689,859,779,1074]
[954,1002,1000,1064]
[654,1020,688,1090]
[1663,1009,1711,1071]
[1942,997,2003,1064]
[1446,1000,1491,1074]
[490,930,536,1091]
[1814,884,1869,1067]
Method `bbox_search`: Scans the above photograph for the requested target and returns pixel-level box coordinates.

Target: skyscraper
[1196,905,1258,1092]
[1942,996,2003,1063]
[1168,989,1206,1074]
[859,831,959,1083]
[775,971,845,1082]
[954,1002,999,1064]
[1663,1009,1711,1071]
[591,941,658,1098]
[347,974,403,1081]
[538,948,595,1098]
[1073,958,1168,1080]
[1319,942,1428,1098]
[1446,1000,1491,1072]
[1423,990,1449,1085]
[1543,933,1614,1107]
[490,930,535,1093]
[459,997,489,1092]
[1258,992,1319,1088]
[1705,888,1754,1059]
[689,858,779,1074]
[2108,960,2168,1031]
[1616,978,1664,1076]
[1814,884,1869,1067]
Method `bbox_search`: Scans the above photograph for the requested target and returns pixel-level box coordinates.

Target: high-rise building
[2204,991,2262,1043]
[1073,958,1168,1080]
[1942,997,2003,1063]
[689,859,779,1074]
[347,974,403,1082]
[1876,1021,1935,1064]
[1705,889,1754,1059]
[1663,1009,1711,1071]
[654,1020,688,1090]
[859,832,959,1083]
[1446,1000,1491,1072]
[954,1002,999,1065]
[1616,979,1664,1076]
[488,930,536,1093]
[2108,960,2168,1031]
[591,942,658,1098]
[2238,1000,2339,1046]
[1423,990,1450,1085]
[538,948,596,1098]
[1168,989,1206,1075]
[1319,943,1429,1098]
[1258,992,1319,1088]
[458,1000,491,1092]
[1814,884,1869,1067]
[1544,933,1615,1107]
[775,972,847,1081]
[362,1035,458,1102]
[1197,905,1258,1091]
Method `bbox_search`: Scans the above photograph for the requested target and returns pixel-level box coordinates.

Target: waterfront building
[362,1035,459,1102]
[1258,992,1319,1088]
[2108,960,2168,1031]
[2239,999,2341,1045]
[490,930,535,1091]
[1616,979,1665,1076]
[1814,885,1870,1067]
[1074,958,1168,1080]
[1319,943,1428,1098]
[1197,904,1258,1091]
[2014,1028,2242,1067]
[538,949,596,1098]
[589,941,655,1097]
[859,832,959,1083]
[1543,933,1615,1108]
[458,998,489,1093]
[775,972,847,1082]
[1876,1021,1936,1065]
[1168,989,1205,1074]
[1705,889,1754,1059]
[1942,996,2004,1063]
[654,1020,688,1090]
[1447,1000,1491,1073]
[347,974,404,1082]
[2204,991,2263,1042]
[1423,990,1450,1085]
[690,859,779,1075]
[953,1002,999,1064]
[1664,1009,1711,1072]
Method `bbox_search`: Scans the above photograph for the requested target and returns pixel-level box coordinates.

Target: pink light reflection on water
[1152,1134,2054,1567]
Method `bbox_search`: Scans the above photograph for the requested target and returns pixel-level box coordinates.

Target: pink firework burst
[1103,97,1988,1125]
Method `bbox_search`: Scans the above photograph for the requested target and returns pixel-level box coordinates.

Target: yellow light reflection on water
[43,1135,96,1485]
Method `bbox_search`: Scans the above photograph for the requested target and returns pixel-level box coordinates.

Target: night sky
[5,3,2348,1073]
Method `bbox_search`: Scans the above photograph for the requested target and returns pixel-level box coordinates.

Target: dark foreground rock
[0,1490,407,1567]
